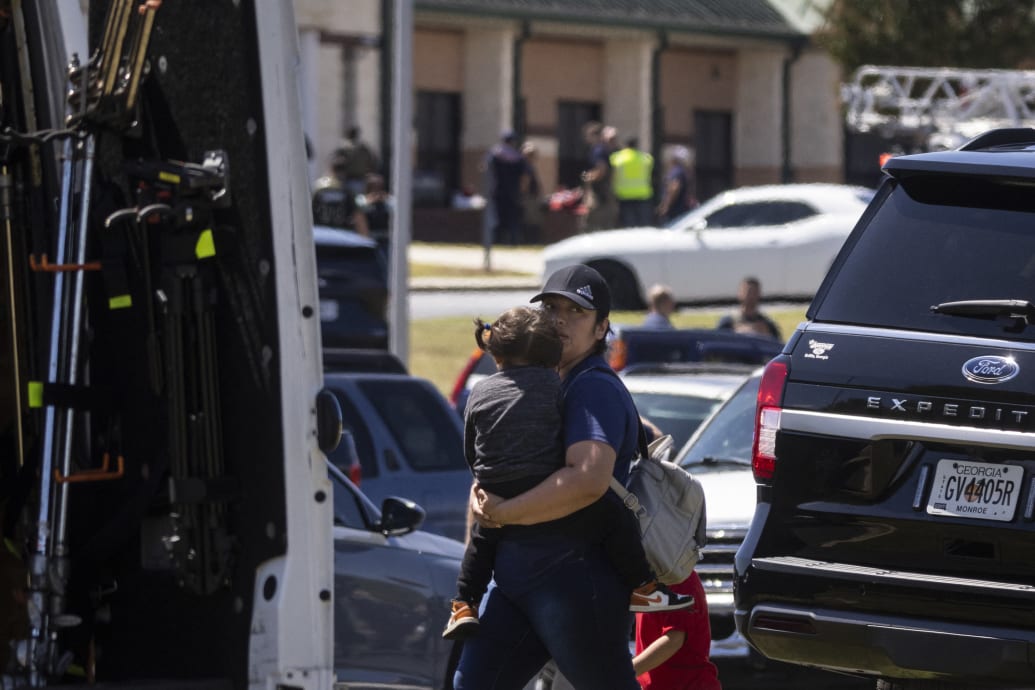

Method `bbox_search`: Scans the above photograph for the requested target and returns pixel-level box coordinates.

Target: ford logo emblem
[962,356,1019,384]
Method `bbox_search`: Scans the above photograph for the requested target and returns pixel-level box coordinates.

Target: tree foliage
[815,0,1035,74]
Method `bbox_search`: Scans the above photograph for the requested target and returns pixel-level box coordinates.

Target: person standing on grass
[642,284,676,329]
[611,137,655,227]
[656,147,696,223]
[581,122,619,232]
[487,130,533,246]
[716,276,781,340]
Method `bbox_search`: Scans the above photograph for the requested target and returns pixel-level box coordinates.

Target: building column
[603,38,655,152]
[735,48,785,185]
[791,51,843,182]
[462,28,515,192]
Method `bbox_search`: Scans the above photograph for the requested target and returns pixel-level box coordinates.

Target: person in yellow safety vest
[610,137,655,227]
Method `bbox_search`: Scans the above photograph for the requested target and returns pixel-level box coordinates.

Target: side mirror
[316,388,343,454]
[378,497,425,536]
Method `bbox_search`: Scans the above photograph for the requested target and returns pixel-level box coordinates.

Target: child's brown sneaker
[629,580,694,613]
[442,599,479,640]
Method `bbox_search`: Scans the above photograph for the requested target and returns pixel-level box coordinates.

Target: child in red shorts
[632,571,722,690]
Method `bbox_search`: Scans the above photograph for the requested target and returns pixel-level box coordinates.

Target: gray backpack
[609,430,707,585]
[571,365,708,586]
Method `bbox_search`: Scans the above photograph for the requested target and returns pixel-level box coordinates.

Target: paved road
[716,659,873,689]
[410,288,535,319]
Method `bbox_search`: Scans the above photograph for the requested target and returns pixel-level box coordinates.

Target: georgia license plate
[926,458,1022,522]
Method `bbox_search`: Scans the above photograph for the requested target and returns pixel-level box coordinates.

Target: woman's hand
[470,483,505,528]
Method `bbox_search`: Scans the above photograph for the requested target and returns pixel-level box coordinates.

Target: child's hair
[474,306,562,368]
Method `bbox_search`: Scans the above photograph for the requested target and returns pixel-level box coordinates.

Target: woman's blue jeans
[453,533,639,690]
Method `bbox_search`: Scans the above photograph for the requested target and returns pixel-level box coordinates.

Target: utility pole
[388,0,413,363]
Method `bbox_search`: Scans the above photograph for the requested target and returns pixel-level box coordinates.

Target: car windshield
[328,464,376,529]
[629,391,726,451]
[676,374,761,472]
[356,379,467,471]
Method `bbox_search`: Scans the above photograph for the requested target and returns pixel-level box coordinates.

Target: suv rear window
[813,175,1035,342]
[316,243,386,282]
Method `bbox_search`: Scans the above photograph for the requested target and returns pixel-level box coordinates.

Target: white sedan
[542,183,874,309]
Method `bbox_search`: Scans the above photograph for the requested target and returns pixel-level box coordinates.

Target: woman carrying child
[452,265,691,689]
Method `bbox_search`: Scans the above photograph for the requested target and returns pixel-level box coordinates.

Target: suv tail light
[752,356,789,481]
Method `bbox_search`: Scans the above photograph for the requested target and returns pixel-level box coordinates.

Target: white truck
[0,2,337,688]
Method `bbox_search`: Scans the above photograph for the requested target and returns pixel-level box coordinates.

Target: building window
[415,91,461,206]
[557,101,602,189]
[694,110,733,202]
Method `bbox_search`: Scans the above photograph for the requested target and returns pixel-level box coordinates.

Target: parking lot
[718,661,872,689]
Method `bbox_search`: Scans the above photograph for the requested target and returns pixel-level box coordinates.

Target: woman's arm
[632,629,687,676]
[478,440,615,526]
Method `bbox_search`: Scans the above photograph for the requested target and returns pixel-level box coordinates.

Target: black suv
[314,224,389,349]
[735,129,1035,690]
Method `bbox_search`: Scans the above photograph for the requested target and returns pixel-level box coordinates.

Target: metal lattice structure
[842,65,1035,148]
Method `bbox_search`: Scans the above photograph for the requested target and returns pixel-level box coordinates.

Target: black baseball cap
[531,264,611,318]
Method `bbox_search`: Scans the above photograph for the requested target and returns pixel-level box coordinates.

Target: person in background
[357,172,392,258]
[520,141,544,243]
[486,130,533,245]
[339,126,380,196]
[656,146,695,224]
[312,148,369,235]
[611,137,655,227]
[716,276,781,340]
[642,284,676,329]
[581,121,619,232]
[632,571,722,690]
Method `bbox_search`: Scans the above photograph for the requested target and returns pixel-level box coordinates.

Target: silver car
[328,462,464,689]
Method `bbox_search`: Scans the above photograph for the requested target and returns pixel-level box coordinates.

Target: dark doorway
[694,110,733,202]
[557,101,602,189]
[415,91,461,206]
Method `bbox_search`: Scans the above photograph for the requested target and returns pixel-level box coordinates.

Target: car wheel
[589,260,644,310]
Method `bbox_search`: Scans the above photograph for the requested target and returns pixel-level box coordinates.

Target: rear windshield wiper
[930,299,1035,327]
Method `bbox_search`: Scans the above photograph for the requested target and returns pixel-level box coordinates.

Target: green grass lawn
[409,306,808,396]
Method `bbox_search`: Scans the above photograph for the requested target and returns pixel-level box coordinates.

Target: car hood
[395,528,466,561]
[693,468,756,529]
[544,227,668,259]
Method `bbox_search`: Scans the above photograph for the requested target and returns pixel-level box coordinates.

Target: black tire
[588,260,644,311]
